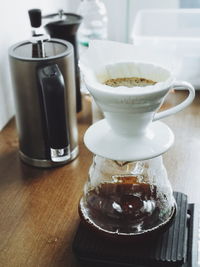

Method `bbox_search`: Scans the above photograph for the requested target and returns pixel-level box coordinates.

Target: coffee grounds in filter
[104,77,157,88]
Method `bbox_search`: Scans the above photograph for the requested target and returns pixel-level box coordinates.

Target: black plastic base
[73,192,199,267]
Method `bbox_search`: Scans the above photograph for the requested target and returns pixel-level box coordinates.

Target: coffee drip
[79,45,195,240]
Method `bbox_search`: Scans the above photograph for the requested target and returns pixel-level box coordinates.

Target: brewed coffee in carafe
[79,155,175,238]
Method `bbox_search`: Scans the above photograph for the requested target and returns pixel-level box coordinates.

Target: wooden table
[0,91,199,267]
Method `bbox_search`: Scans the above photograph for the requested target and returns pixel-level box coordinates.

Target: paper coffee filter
[80,40,179,72]
[101,62,170,83]
[79,40,178,94]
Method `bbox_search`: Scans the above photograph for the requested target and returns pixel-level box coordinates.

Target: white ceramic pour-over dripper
[83,62,195,161]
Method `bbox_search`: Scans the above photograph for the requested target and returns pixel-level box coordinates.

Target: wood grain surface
[0,91,199,267]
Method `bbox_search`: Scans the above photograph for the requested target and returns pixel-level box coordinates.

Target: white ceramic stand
[84,119,174,161]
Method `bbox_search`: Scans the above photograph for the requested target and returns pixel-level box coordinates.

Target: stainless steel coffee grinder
[9,9,78,167]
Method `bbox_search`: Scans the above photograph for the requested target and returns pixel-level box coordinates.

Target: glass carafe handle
[153,81,195,121]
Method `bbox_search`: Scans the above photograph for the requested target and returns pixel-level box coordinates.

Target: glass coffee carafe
[79,155,176,239]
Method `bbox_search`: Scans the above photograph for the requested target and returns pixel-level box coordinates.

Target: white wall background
[0,0,181,131]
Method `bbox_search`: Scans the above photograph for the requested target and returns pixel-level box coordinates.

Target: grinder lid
[9,39,73,61]
[43,11,82,26]
[43,11,82,36]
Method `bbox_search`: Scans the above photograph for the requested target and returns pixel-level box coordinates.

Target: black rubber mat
[73,192,199,267]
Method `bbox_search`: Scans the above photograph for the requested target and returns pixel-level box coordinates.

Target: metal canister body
[9,39,78,167]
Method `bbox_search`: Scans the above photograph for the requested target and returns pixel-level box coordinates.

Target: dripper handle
[153,81,195,121]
